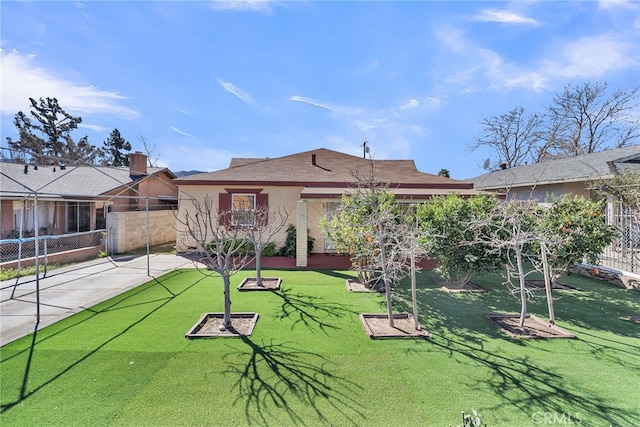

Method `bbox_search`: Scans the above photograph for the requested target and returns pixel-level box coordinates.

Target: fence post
[44,237,48,277]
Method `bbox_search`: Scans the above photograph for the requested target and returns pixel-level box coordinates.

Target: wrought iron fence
[0,229,107,267]
[598,201,640,274]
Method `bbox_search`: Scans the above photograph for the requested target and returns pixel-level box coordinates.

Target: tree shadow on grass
[315,269,356,281]
[420,333,640,426]
[393,271,640,424]
[560,327,640,371]
[223,337,365,427]
[272,285,359,334]
[0,270,204,412]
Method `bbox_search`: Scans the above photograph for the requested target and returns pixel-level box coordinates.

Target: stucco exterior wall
[107,210,176,254]
[175,185,319,253]
[507,181,591,203]
[307,199,333,253]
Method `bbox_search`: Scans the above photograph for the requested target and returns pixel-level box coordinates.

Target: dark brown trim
[223,188,264,194]
[176,180,474,190]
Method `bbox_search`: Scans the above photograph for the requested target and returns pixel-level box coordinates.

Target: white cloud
[435,24,639,93]
[598,0,640,10]
[472,9,539,25]
[0,49,140,119]
[78,123,110,133]
[208,0,273,13]
[541,35,639,79]
[503,72,547,92]
[169,126,193,137]
[289,95,362,115]
[400,98,419,110]
[217,78,255,107]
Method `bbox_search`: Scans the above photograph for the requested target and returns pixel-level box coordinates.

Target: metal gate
[598,200,640,274]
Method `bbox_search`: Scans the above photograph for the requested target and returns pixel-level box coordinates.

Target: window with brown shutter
[218,189,268,227]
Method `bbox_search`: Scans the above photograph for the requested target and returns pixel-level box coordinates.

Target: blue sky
[1,1,639,179]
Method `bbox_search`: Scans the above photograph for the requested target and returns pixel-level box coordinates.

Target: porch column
[296,200,308,267]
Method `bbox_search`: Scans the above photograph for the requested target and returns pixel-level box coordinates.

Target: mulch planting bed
[483,313,576,339]
[360,313,430,339]
[345,279,384,293]
[237,277,282,291]
[438,280,488,293]
[185,312,258,338]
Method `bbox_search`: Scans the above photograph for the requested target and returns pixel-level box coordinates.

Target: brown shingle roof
[175,148,473,189]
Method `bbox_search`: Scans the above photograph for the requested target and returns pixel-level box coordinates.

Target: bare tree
[472,82,640,169]
[176,194,253,329]
[241,205,290,287]
[482,201,542,327]
[321,163,416,328]
[471,106,544,170]
[138,135,160,167]
[544,82,640,157]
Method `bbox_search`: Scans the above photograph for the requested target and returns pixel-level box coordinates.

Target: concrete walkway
[0,253,196,346]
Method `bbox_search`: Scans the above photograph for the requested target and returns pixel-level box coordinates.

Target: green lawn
[1,268,639,426]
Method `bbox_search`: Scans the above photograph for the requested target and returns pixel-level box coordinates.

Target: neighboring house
[469,145,640,203]
[0,152,178,239]
[173,148,480,267]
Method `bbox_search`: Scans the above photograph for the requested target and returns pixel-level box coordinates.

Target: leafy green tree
[417,194,502,286]
[590,171,640,210]
[100,129,132,166]
[437,168,450,178]
[6,97,100,165]
[535,195,617,323]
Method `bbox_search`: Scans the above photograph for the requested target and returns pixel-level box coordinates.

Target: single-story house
[469,145,640,203]
[173,147,481,267]
[0,152,178,239]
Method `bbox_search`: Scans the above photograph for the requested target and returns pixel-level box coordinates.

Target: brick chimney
[129,151,148,177]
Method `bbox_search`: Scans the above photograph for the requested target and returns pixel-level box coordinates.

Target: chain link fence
[0,229,106,272]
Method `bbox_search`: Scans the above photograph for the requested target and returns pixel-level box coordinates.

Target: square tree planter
[185,312,259,338]
[345,279,385,293]
[360,312,430,339]
[437,280,488,294]
[237,277,282,291]
[483,313,576,339]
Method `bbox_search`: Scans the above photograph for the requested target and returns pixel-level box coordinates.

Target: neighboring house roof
[469,145,640,190]
[175,148,474,191]
[0,162,175,200]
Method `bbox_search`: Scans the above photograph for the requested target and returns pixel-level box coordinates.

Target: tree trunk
[222,273,232,329]
[516,246,528,327]
[379,236,395,328]
[541,243,555,325]
[385,277,394,328]
[411,254,420,330]
[255,251,263,287]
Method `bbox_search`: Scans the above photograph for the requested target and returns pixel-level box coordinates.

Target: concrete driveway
[0,253,195,346]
